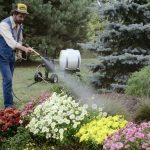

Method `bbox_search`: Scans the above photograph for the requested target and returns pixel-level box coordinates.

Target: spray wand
[31,49,54,70]
[31,49,42,57]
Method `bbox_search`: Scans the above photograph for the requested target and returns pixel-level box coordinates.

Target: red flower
[0,108,22,132]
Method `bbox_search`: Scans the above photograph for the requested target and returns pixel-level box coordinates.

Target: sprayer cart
[34,57,58,83]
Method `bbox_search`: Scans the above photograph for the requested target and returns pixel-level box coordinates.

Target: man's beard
[16,20,24,24]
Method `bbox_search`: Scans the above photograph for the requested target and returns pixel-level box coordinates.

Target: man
[0,3,33,108]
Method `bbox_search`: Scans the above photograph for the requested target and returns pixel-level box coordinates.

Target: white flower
[42,127,49,133]
[75,111,79,115]
[98,107,103,112]
[76,116,81,121]
[92,104,97,109]
[51,122,56,129]
[83,104,88,109]
[70,114,75,119]
[103,112,107,117]
[58,118,64,124]
[73,124,78,128]
[65,119,70,124]
[33,129,39,134]
[60,135,63,141]
[54,128,58,132]
[59,129,64,134]
[99,112,103,117]
[27,92,88,141]
[46,133,51,139]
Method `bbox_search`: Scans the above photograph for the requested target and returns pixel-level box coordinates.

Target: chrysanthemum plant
[0,108,22,142]
[76,115,128,149]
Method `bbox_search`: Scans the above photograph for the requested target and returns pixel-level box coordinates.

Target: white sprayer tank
[59,49,81,71]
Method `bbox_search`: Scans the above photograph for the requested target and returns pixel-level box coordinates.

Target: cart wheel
[34,72,43,82]
[50,74,58,83]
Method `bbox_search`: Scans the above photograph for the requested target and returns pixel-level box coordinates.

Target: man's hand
[25,47,34,53]
[16,45,33,53]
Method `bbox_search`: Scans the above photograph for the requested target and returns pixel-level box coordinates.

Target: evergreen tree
[16,0,93,58]
[91,0,150,92]
[0,0,13,20]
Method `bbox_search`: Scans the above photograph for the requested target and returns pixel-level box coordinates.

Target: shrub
[103,122,150,150]
[134,97,150,123]
[76,115,128,148]
[26,92,89,145]
[50,84,66,94]
[125,65,150,97]
[23,143,57,150]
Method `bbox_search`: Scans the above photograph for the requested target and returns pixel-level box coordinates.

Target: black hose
[12,89,22,101]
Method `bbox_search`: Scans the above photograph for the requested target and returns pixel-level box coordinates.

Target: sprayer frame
[34,57,58,83]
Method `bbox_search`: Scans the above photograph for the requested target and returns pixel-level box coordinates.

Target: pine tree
[91,0,150,92]
[16,0,93,57]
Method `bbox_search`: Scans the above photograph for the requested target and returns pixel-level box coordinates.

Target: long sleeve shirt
[0,16,23,50]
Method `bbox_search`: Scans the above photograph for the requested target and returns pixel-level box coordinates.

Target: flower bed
[0,92,149,150]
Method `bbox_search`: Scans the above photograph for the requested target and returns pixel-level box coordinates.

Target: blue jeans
[0,55,15,108]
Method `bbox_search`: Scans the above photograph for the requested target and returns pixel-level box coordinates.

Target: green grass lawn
[0,66,57,109]
[0,58,98,109]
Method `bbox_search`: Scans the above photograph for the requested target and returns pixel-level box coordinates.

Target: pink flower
[147,133,150,139]
[114,142,124,149]
[125,144,130,149]
[21,91,51,117]
[113,134,122,141]
[135,132,145,139]
[104,121,150,149]
[128,137,136,142]
[142,143,149,149]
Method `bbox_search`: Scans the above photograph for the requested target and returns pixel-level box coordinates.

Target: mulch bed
[101,93,140,113]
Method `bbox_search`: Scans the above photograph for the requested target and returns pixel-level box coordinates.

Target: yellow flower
[76,115,128,144]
